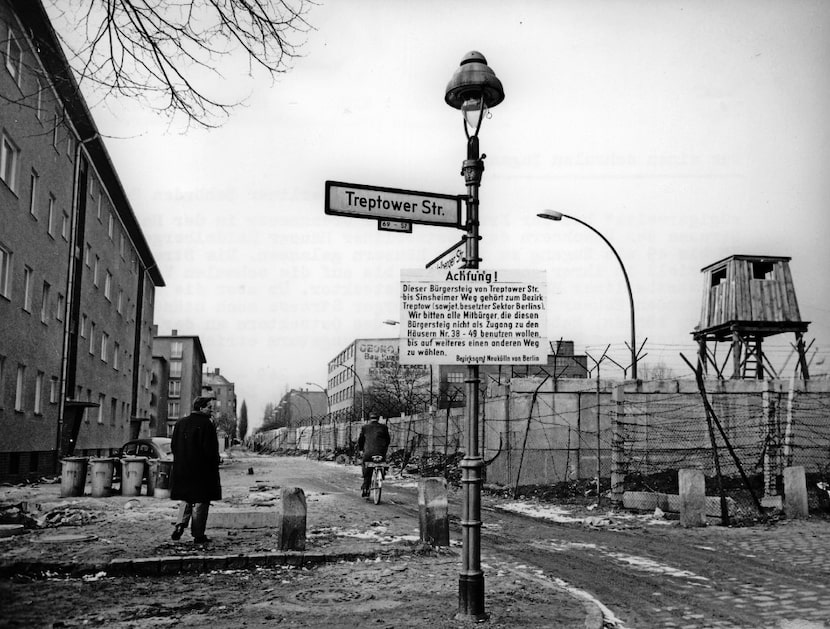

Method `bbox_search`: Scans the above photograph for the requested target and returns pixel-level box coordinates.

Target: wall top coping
[506,376,830,395]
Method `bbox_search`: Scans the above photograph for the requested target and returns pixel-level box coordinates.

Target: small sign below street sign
[426,239,466,270]
[325,181,462,228]
[378,220,412,233]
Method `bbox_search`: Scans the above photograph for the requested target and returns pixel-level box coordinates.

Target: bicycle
[365,455,389,505]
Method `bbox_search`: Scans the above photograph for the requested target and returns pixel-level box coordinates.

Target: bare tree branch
[43,0,316,128]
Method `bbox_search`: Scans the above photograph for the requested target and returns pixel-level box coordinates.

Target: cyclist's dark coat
[358,420,391,460]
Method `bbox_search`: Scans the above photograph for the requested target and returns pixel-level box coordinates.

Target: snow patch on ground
[308,524,420,545]
[497,501,673,527]
[539,539,709,582]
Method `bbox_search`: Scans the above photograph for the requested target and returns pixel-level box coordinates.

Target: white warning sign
[398,269,548,365]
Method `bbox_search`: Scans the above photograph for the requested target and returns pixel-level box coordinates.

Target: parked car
[118,437,173,461]
[114,437,173,482]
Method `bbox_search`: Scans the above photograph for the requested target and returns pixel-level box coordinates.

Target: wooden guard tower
[693,255,810,379]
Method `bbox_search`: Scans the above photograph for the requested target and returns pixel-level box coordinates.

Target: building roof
[154,334,207,365]
[11,0,164,286]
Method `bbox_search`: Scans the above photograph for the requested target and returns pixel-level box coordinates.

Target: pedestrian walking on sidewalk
[170,396,222,544]
[358,412,391,498]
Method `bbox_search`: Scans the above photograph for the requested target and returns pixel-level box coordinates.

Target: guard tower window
[752,261,774,280]
[711,267,727,287]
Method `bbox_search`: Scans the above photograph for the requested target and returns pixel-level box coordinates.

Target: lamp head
[445,51,504,133]
[537,210,564,221]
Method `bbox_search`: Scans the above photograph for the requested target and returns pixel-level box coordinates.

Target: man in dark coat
[170,396,222,544]
[357,412,391,497]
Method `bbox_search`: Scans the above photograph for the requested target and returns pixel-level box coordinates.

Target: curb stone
[0,547,412,579]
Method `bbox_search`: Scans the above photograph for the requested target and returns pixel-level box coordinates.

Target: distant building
[202,367,237,436]
[0,1,164,480]
[327,338,431,422]
[326,337,588,418]
[275,388,327,427]
[152,329,206,437]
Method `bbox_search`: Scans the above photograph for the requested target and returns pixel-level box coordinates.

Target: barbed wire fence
[247,373,830,523]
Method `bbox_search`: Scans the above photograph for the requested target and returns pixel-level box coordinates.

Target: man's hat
[193,396,214,411]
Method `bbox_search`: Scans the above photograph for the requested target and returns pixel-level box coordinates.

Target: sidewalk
[0,450,603,628]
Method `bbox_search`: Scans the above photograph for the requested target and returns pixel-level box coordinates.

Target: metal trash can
[146,460,158,496]
[120,456,146,496]
[90,458,115,497]
[60,457,88,497]
[153,460,173,499]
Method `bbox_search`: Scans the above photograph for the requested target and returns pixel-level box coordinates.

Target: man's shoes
[171,524,185,541]
[193,536,210,545]
[361,488,369,497]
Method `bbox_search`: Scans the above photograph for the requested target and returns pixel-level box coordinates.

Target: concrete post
[783,466,808,519]
[679,468,707,527]
[418,477,450,546]
[277,487,306,550]
[610,385,626,505]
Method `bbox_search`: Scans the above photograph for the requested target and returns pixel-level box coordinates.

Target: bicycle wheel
[370,466,382,504]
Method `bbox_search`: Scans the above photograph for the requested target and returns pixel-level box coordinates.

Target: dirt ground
[1,552,591,628]
[0,451,599,629]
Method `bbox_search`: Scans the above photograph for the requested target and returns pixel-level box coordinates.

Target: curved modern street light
[446,50,504,622]
[304,381,329,420]
[536,209,638,380]
[331,364,364,422]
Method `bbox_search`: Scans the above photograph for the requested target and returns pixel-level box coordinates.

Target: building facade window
[168,379,181,398]
[56,292,64,321]
[0,355,5,408]
[52,113,59,149]
[47,194,56,236]
[80,313,87,337]
[93,255,99,286]
[88,321,95,354]
[117,289,123,314]
[107,212,113,239]
[50,377,59,404]
[0,133,19,192]
[169,361,182,378]
[22,266,32,312]
[171,341,183,359]
[15,364,25,412]
[34,371,44,415]
[4,26,22,82]
[168,401,181,419]
[28,170,38,216]
[104,271,112,301]
[34,77,43,119]
[40,281,50,323]
[101,332,109,362]
[113,342,120,370]
[97,394,105,424]
[61,210,69,240]
[0,244,11,298]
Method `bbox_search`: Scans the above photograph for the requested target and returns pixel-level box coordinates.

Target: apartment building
[0,1,164,480]
[152,330,206,437]
[202,367,237,433]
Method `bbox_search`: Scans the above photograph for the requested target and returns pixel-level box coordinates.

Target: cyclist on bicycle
[358,412,391,498]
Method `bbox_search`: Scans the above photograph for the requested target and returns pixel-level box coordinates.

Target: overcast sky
[73,1,830,429]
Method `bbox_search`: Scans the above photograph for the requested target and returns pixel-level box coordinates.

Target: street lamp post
[305,382,330,448]
[445,51,504,622]
[336,363,365,422]
[537,210,638,380]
